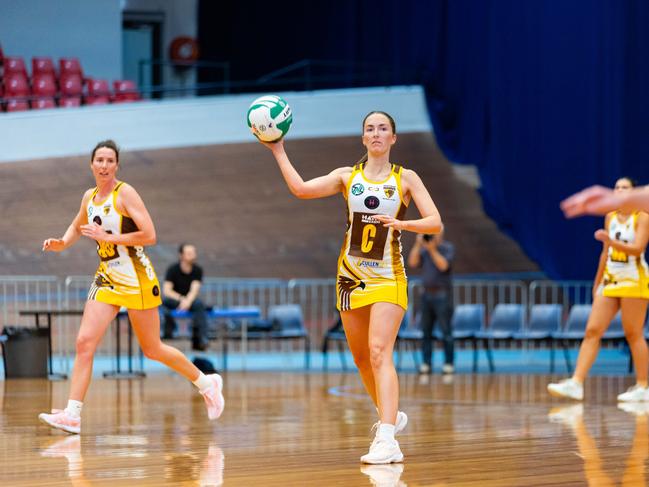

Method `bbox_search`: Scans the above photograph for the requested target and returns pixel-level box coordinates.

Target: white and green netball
[247,95,292,142]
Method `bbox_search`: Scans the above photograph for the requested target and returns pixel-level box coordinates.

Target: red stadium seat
[31,73,57,109]
[32,74,57,97]
[59,96,82,108]
[59,58,83,78]
[5,99,30,112]
[4,72,31,112]
[32,57,56,79]
[112,79,141,103]
[4,57,28,78]
[84,78,111,105]
[60,73,83,96]
[31,98,56,110]
[4,73,30,97]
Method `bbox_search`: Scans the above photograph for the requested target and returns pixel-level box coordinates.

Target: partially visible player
[549,177,649,402]
[38,140,224,434]
[260,111,442,464]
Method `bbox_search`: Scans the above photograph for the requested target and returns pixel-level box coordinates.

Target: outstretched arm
[561,185,649,217]
[42,189,92,252]
[261,139,351,199]
[375,169,442,234]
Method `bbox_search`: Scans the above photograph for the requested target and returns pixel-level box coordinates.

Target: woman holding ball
[38,140,224,434]
[259,111,442,464]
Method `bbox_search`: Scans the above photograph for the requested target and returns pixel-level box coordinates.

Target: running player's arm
[262,139,350,198]
[43,189,93,252]
[81,184,156,246]
[597,212,649,256]
[375,169,443,234]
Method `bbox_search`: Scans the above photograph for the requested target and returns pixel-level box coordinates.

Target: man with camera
[407,230,455,374]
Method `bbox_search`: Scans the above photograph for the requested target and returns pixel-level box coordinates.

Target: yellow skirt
[602,266,649,299]
[336,274,408,312]
[88,269,162,310]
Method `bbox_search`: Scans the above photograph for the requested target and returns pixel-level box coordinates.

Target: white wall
[0,86,432,162]
[0,0,122,81]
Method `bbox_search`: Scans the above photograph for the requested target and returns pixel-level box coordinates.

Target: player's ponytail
[355,152,369,166]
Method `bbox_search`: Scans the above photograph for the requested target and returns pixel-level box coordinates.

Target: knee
[369,341,391,369]
[624,327,645,344]
[75,335,96,358]
[141,343,164,361]
[352,351,371,370]
[583,326,605,341]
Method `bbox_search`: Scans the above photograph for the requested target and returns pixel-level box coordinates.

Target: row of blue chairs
[397,303,638,373]
[167,304,311,370]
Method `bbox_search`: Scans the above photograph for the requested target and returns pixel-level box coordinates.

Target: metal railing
[0,275,603,354]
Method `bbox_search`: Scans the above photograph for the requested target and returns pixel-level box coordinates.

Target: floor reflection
[360,463,407,487]
[549,403,649,486]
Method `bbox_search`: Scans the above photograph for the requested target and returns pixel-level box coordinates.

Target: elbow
[147,231,157,246]
[291,187,310,199]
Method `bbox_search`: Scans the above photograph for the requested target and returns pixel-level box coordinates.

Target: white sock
[193,372,213,391]
[377,423,396,440]
[65,400,83,418]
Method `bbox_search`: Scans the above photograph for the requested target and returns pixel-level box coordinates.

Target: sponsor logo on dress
[88,207,94,217]
[351,183,364,196]
[364,196,380,210]
[384,185,396,199]
[358,260,380,267]
[368,186,380,192]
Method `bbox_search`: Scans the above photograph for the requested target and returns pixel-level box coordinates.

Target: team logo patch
[152,285,160,296]
[88,207,94,217]
[351,183,364,196]
[93,216,102,225]
[103,205,111,215]
[384,185,396,198]
[364,196,380,210]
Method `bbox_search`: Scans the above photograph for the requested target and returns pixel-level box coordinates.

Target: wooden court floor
[1,372,647,486]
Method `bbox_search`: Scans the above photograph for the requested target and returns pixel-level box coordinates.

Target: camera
[423,234,433,242]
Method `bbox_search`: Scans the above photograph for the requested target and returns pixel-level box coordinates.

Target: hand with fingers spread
[560,185,622,218]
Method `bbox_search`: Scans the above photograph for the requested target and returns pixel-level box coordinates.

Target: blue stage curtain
[198,0,649,279]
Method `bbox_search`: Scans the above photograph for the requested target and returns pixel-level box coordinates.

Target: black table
[18,309,145,380]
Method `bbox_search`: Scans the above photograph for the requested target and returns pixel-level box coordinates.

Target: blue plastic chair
[551,304,591,372]
[475,304,525,372]
[267,304,311,369]
[513,304,562,372]
[450,304,485,371]
[396,313,422,370]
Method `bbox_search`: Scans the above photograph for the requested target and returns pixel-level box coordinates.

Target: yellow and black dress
[336,163,408,311]
[86,182,161,309]
[602,211,649,299]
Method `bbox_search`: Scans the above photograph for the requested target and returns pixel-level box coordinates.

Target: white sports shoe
[547,378,584,400]
[361,437,404,464]
[617,384,649,403]
[442,363,454,375]
[371,411,408,435]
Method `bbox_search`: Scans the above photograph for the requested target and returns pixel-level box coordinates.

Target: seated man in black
[162,243,209,351]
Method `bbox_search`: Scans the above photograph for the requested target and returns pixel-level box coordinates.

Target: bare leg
[572,295,619,383]
[341,306,377,405]
[128,307,201,381]
[368,303,404,426]
[620,297,649,385]
[69,301,120,401]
